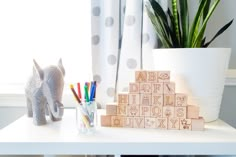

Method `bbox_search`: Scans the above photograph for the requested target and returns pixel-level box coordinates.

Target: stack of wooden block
[101,71,205,131]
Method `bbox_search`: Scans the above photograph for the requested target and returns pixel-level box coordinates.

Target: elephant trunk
[50,100,64,118]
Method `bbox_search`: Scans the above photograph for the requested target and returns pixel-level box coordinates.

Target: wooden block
[123,117,133,128]
[175,93,188,106]
[140,83,152,93]
[150,106,162,118]
[168,117,180,130]
[162,106,175,118]
[127,105,140,116]
[164,94,175,106]
[111,116,123,127]
[156,118,168,129]
[191,117,205,131]
[128,94,140,105]
[175,106,187,118]
[157,71,170,82]
[140,94,152,105]
[152,83,163,94]
[117,105,127,116]
[152,94,163,106]
[135,71,147,82]
[106,103,117,115]
[147,71,157,82]
[100,115,111,127]
[163,82,175,94]
[180,118,192,130]
[145,117,157,128]
[187,105,200,119]
[129,83,140,93]
[140,105,151,117]
[133,117,145,128]
[118,93,129,104]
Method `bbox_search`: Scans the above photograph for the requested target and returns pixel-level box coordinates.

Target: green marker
[84,85,89,102]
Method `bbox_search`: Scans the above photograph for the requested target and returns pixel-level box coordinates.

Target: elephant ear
[58,58,65,77]
[33,59,44,81]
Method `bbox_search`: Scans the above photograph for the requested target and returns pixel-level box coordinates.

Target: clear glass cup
[76,101,97,134]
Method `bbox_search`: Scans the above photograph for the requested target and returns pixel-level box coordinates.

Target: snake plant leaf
[179,0,189,47]
[171,0,181,46]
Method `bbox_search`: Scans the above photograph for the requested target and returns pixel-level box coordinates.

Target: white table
[0,109,236,156]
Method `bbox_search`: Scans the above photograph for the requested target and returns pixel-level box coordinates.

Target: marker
[84,85,89,102]
[70,84,81,104]
[77,82,82,99]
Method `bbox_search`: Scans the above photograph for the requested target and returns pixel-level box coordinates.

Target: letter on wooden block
[111,116,123,127]
[168,118,180,130]
[129,83,140,93]
[147,71,157,82]
[129,94,140,105]
[145,117,157,128]
[164,82,175,94]
[127,105,140,116]
[101,115,111,127]
[191,117,205,131]
[164,94,175,106]
[133,117,145,128]
[187,105,200,119]
[175,93,187,106]
[135,71,147,82]
[156,118,167,129]
[140,94,152,105]
[106,104,117,115]
[157,71,170,82]
[140,83,152,93]
[150,106,162,117]
[163,106,175,118]
[118,93,129,104]
[180,118,192,130]
[152,83,163,94]
[152,94,163,106]
[123,117,133,128]
[175,107,187,118]
[140,105,151,117]
[117,105,127,116]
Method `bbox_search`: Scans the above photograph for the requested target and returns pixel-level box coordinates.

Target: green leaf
[172,0,181,46]
[179,0,189,47]
[167,8,180,47]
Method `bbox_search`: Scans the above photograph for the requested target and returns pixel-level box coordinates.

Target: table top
[0,109,236,155]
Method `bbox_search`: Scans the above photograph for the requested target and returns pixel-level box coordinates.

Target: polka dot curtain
[91,0,167,108]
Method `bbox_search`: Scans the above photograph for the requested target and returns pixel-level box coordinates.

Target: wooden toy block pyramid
[101,71,205,131]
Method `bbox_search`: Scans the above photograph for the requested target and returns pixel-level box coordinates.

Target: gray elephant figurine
[25,59,65,125]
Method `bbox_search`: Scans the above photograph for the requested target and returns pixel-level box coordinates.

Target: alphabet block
[117,105,127,116]
[140,105,151,117]
[111,116,123,127]
[123,117,133,128]
[101,115,111,127]
[187,105,200,119]
[157,71,170,82]
[164,82,175,94]
[129,83,140,93]
[163,106,175,118]
[147,71,157,82]
[152,94,163,106]
[164,94,175,106]
[106,103,117,115]
[150,106,162,118]
[175,93,188,106]
[152,83,163,94]
[180,118,192,130]
[133,117,145,128]
[140,94,152,105]
[135,71,147,82]
[168,117,180,130]
[118,93,129,104]
[156,118,168,129]
[175,107,187,118]
[145,117,157,128]
[191,117,205,131]
[140,83,152,93]
[129,94,140,105]
[127,105,140,116]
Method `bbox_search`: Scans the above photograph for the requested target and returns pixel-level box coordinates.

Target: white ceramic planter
[152,48,231,122]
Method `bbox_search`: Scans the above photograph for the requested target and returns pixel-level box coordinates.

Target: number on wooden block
[191,117,205,131]
[145,117,157,128]
[117,105,127,116]
[152,94,163,106]
[127,105,140,116]
[140,83,152,93]
[106,103,117,115]
[129,83,140,93]
[140,94,152,105]
[128,94,140,105]
[100,115,111,127]
[140,105,151,117]
[164,82,175,94]
[180,118,192,130]
[135,71,147,82]
[123,117,133,128]
[147,71,157,82]
[150,106,162,118]
[118,93,129,104]
[111,116,123,127]
[187,105,200,119]
[156,118,167,129]
[175,107,187,118]
[168,118,180,130]
[133,117,145,128]
[164,94,175,106]
[163,106,175,118]
[175,93,187,106]
[157,71,170,82]
[152,83,163,94]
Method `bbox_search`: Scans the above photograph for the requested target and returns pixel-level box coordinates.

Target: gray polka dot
[142,33,150,44]
[127,58,137,69]
[122,87,128,92]
[125,15,136,26]
[92,35,100,45]
[107,54,117,65]
[93,74,101,83]
[123,6,126,14]
[105,17,114,27]
[107,87,115,97]
[92,7,100,16]
[96,102,102,109]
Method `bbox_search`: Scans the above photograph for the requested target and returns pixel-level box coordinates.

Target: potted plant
[146,0,234,122]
